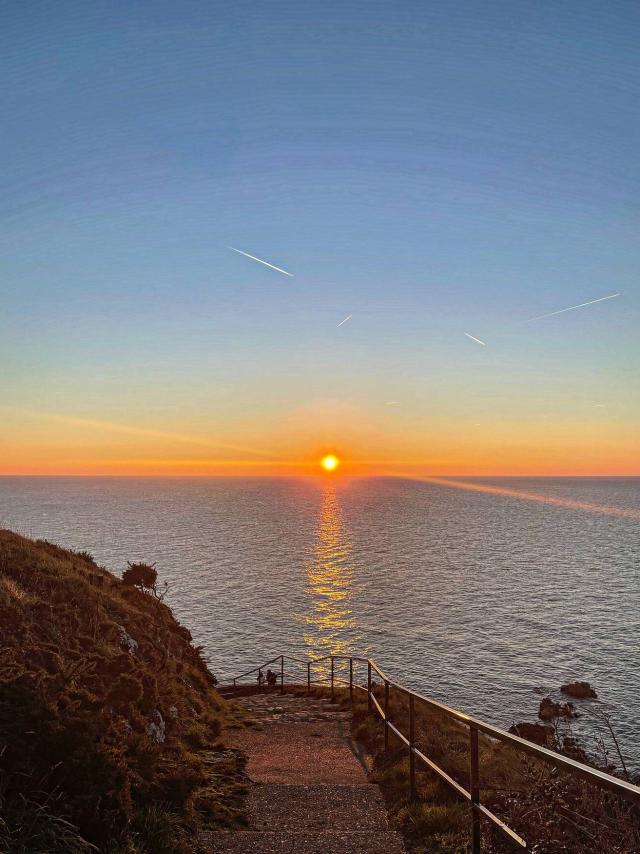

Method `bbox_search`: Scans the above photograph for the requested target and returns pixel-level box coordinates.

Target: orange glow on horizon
[0,404,638,477]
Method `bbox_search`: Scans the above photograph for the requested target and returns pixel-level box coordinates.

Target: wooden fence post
[470,725,481,853]
[409,692,416,800]
[384,680,390,751]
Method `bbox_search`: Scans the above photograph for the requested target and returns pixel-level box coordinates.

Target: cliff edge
[0,530,244,853]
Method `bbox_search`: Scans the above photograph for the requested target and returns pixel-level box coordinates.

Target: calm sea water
[1,476,638,769]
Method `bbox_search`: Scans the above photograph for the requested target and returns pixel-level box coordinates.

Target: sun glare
[320,454,340,472]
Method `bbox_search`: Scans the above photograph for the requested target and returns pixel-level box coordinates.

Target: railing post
[384,679,390,752]
[470,724,481,854]
[409,692,416,800]
[349,657,353,703]
[331,655,335,700]
[280,655,284,695]
[307,661,311,695]
[233,678,236,688]
[367,662,372,711]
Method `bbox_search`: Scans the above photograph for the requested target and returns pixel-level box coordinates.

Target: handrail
[402,684,640,801]
[228,653,640,852]
[231,652,369,684]
[369,659,390,682]
[232,655,282,681]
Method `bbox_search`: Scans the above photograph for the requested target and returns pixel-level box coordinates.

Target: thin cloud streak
[107,458,303,468]
[526,293,620,322]
[463,332,486,346]
[2,408,276,459]
[227,246,293,277]
[337,314,352,327]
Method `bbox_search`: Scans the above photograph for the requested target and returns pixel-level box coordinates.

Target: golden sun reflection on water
[303,484,359,664]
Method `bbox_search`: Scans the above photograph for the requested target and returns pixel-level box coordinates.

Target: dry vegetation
[346,683,640,853]
[0,530,247,854]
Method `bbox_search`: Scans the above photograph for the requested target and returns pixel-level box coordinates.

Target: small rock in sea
[538,696,576,721]
[509,721,554,746]
[561,681,597,699]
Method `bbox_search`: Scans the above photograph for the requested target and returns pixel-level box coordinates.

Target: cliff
[0,530,244,853]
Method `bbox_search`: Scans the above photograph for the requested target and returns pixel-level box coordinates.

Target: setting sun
[320,454,340,472]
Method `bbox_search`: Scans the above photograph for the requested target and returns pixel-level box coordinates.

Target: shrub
[107,673,144,707]
[122,562,170,601]
[122,562,158,591]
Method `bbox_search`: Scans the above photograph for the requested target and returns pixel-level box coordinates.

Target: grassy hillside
[0,530,245,854]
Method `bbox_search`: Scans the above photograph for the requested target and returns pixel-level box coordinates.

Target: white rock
[117,624,138,655]
[147,710,165,743]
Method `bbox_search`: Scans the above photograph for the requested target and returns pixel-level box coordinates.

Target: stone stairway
[204,690,406,853]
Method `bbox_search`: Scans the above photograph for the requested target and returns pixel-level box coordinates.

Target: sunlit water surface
[1,476,638,769]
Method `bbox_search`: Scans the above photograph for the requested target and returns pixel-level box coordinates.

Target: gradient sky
[1,1,639,475]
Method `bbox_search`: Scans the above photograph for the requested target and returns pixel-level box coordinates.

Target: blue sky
[1,1,638,473]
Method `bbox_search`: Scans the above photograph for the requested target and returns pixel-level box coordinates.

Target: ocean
[1,475,638,770]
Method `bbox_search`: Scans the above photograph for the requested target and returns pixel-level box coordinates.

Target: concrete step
[204,830,406,853]
[247,784,389,832]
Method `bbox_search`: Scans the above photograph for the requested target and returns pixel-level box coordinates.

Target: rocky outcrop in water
[538,696,577,720]
[561,680,597,699]
[508,721,554,746]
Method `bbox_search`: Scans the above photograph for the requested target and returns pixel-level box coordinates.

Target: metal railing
[229,653,640,852]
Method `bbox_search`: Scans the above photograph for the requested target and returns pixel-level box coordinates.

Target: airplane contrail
[464,332,486,346]
[337,314,352,327]
[526,293,620,322]
[228,246,293,277]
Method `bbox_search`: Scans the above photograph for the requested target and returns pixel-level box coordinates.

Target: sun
[320,454,340,472]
